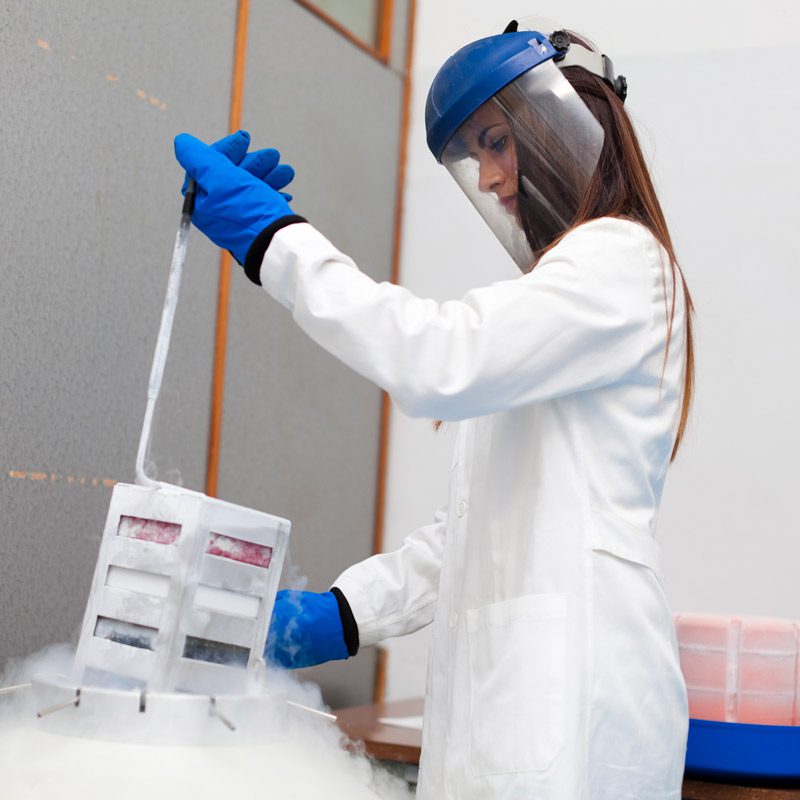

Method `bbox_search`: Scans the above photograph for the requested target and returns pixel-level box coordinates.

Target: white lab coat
[260,217,689,799]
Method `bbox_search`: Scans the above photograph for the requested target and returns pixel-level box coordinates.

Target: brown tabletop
[335,698,800,799]
[336,697,424,764]
[681,782,800,800]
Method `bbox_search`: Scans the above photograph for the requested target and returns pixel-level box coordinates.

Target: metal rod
[0,682,32,696]
[286,700,338,722]
[209,697,236,731]
[37,689,80,718]
[135,178,196,487]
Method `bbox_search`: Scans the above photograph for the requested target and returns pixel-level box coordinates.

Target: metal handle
[134,178,196,487]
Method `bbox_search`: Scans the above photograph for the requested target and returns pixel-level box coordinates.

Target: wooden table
[335,699,800,798]
[336,697,423,764]
[681,782,800,799]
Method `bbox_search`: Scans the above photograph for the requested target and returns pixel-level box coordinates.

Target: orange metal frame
[203,0,415,702]
[294,0,394,64]
[371,0,415,560]
[369,0,416,703]
[205,0,250,498]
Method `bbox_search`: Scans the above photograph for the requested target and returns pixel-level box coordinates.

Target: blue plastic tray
[686,718,800,781]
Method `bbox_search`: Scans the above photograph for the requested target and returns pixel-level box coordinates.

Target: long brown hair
[531,40,694,462]
[436,39,695,461]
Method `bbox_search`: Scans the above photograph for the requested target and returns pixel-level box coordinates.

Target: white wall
[381,0,800,701]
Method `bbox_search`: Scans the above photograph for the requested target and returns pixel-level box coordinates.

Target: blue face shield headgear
[425,28,620,270]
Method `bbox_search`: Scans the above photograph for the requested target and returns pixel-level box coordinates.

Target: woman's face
[461,101,519,217]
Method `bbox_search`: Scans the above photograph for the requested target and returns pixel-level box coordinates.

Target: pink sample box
[675,613,800,725]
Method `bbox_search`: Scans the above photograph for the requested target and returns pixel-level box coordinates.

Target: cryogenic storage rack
[72,483,289,694]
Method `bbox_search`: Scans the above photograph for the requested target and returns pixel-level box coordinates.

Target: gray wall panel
[0,1,234,662]
[217,1,406,705]
[389,0,412,74]
[1,0,408,710]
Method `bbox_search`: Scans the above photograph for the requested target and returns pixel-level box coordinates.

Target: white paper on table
[377,715,424,731]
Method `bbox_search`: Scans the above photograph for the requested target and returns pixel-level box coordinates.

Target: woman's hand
[182,130,295,200]
[174,131,300,273]
[265,589,357,669]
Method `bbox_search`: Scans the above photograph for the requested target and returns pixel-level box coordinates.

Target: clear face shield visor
[441,59,605,271]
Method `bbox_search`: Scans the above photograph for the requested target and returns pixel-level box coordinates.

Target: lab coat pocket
[587,508,663,581]
[466,593,567,776]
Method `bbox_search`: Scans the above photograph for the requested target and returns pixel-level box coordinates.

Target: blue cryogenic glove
[181,130,296,201]
[265,589,359,669]
[174,131,306,284]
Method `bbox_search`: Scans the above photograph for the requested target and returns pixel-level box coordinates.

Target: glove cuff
[330,586,360,657]
[244,215,307,285]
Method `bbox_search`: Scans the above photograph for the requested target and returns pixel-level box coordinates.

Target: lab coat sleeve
[259,218,656,420]
[332,507,447,647]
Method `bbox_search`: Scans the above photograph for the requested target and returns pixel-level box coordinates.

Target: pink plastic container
[674,613,800,725]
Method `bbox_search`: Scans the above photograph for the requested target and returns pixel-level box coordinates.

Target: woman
[175,23,693,800]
